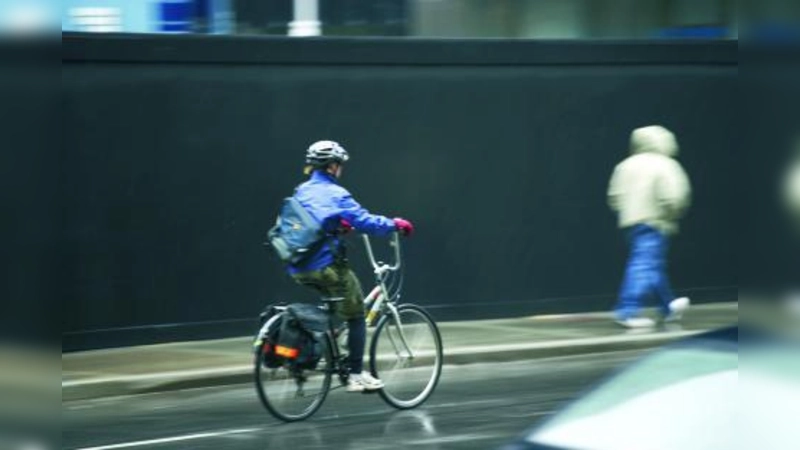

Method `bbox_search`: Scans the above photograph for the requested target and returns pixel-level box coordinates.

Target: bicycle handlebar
[362,232,402,274]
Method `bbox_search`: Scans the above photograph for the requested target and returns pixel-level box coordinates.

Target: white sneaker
[615,317,656,329]
[664,297,691,322]
[346,372,384,392]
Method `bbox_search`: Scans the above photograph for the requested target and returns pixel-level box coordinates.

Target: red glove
[338,218,353,234]
[393,218,414,237]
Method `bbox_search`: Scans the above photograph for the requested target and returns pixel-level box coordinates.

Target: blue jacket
[288,170,396,274]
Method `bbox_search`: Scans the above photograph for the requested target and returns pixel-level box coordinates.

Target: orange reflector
[275,345,299,358]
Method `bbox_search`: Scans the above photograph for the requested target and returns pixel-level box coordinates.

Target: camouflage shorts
[291,263,365,320]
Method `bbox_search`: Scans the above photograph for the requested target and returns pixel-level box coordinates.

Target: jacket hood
[630,125,679,157]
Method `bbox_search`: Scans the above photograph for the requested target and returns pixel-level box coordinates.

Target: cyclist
[288,140,414,392]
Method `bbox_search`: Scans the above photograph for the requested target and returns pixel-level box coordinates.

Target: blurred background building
[60,0,234,34]
[56,0,800,40]
[0,0,59,35]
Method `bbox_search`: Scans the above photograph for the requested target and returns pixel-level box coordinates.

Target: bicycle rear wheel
[254,333,332,422]
[369,304,443,409]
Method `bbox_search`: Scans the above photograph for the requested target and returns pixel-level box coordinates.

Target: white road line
[407,433,504,445]
[72,427,260,450]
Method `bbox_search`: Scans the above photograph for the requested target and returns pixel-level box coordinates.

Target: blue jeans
[615,224,676,320]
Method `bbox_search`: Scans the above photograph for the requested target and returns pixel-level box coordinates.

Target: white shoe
[664,297,691,322]
[346,372,384,392]
[615,317,656,329]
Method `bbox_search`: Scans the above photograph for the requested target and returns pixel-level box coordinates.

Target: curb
[63,329,701,402]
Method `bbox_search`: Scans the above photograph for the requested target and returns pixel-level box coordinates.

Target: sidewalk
[62,302,737,402]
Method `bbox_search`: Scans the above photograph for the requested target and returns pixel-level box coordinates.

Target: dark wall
[62,35,738,350]
[740,47,800,295]
[0,41,59,346]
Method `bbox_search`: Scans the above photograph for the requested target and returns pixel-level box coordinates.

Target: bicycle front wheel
[254,333,333,422]
[369,304,443,409]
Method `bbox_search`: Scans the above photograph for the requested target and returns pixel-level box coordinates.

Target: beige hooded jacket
[607,125,692,235]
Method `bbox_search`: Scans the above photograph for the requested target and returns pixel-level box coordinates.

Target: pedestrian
[783,141,800,316]
[607,126,692,328]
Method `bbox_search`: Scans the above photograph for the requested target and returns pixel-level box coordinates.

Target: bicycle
[253,232,444,422]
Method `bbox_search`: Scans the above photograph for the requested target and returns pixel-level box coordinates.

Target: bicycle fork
[384,303,415,362]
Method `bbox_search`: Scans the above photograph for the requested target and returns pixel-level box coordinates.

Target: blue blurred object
[658,25,729,39]
[159,0,193,33]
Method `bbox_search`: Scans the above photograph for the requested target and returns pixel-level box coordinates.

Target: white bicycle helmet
[305,140,350,166]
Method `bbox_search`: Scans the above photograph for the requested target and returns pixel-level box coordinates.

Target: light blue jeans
[615,224,675,320]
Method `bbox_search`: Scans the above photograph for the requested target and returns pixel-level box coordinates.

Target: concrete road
[63,350,644,450]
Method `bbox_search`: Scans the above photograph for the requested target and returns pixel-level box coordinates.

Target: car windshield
[525,337,737,450]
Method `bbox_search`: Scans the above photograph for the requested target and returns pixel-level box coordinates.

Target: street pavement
[63,350,645,450]
[61,302,738,450]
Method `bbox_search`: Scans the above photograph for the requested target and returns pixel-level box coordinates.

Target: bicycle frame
[362,232,401,325]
